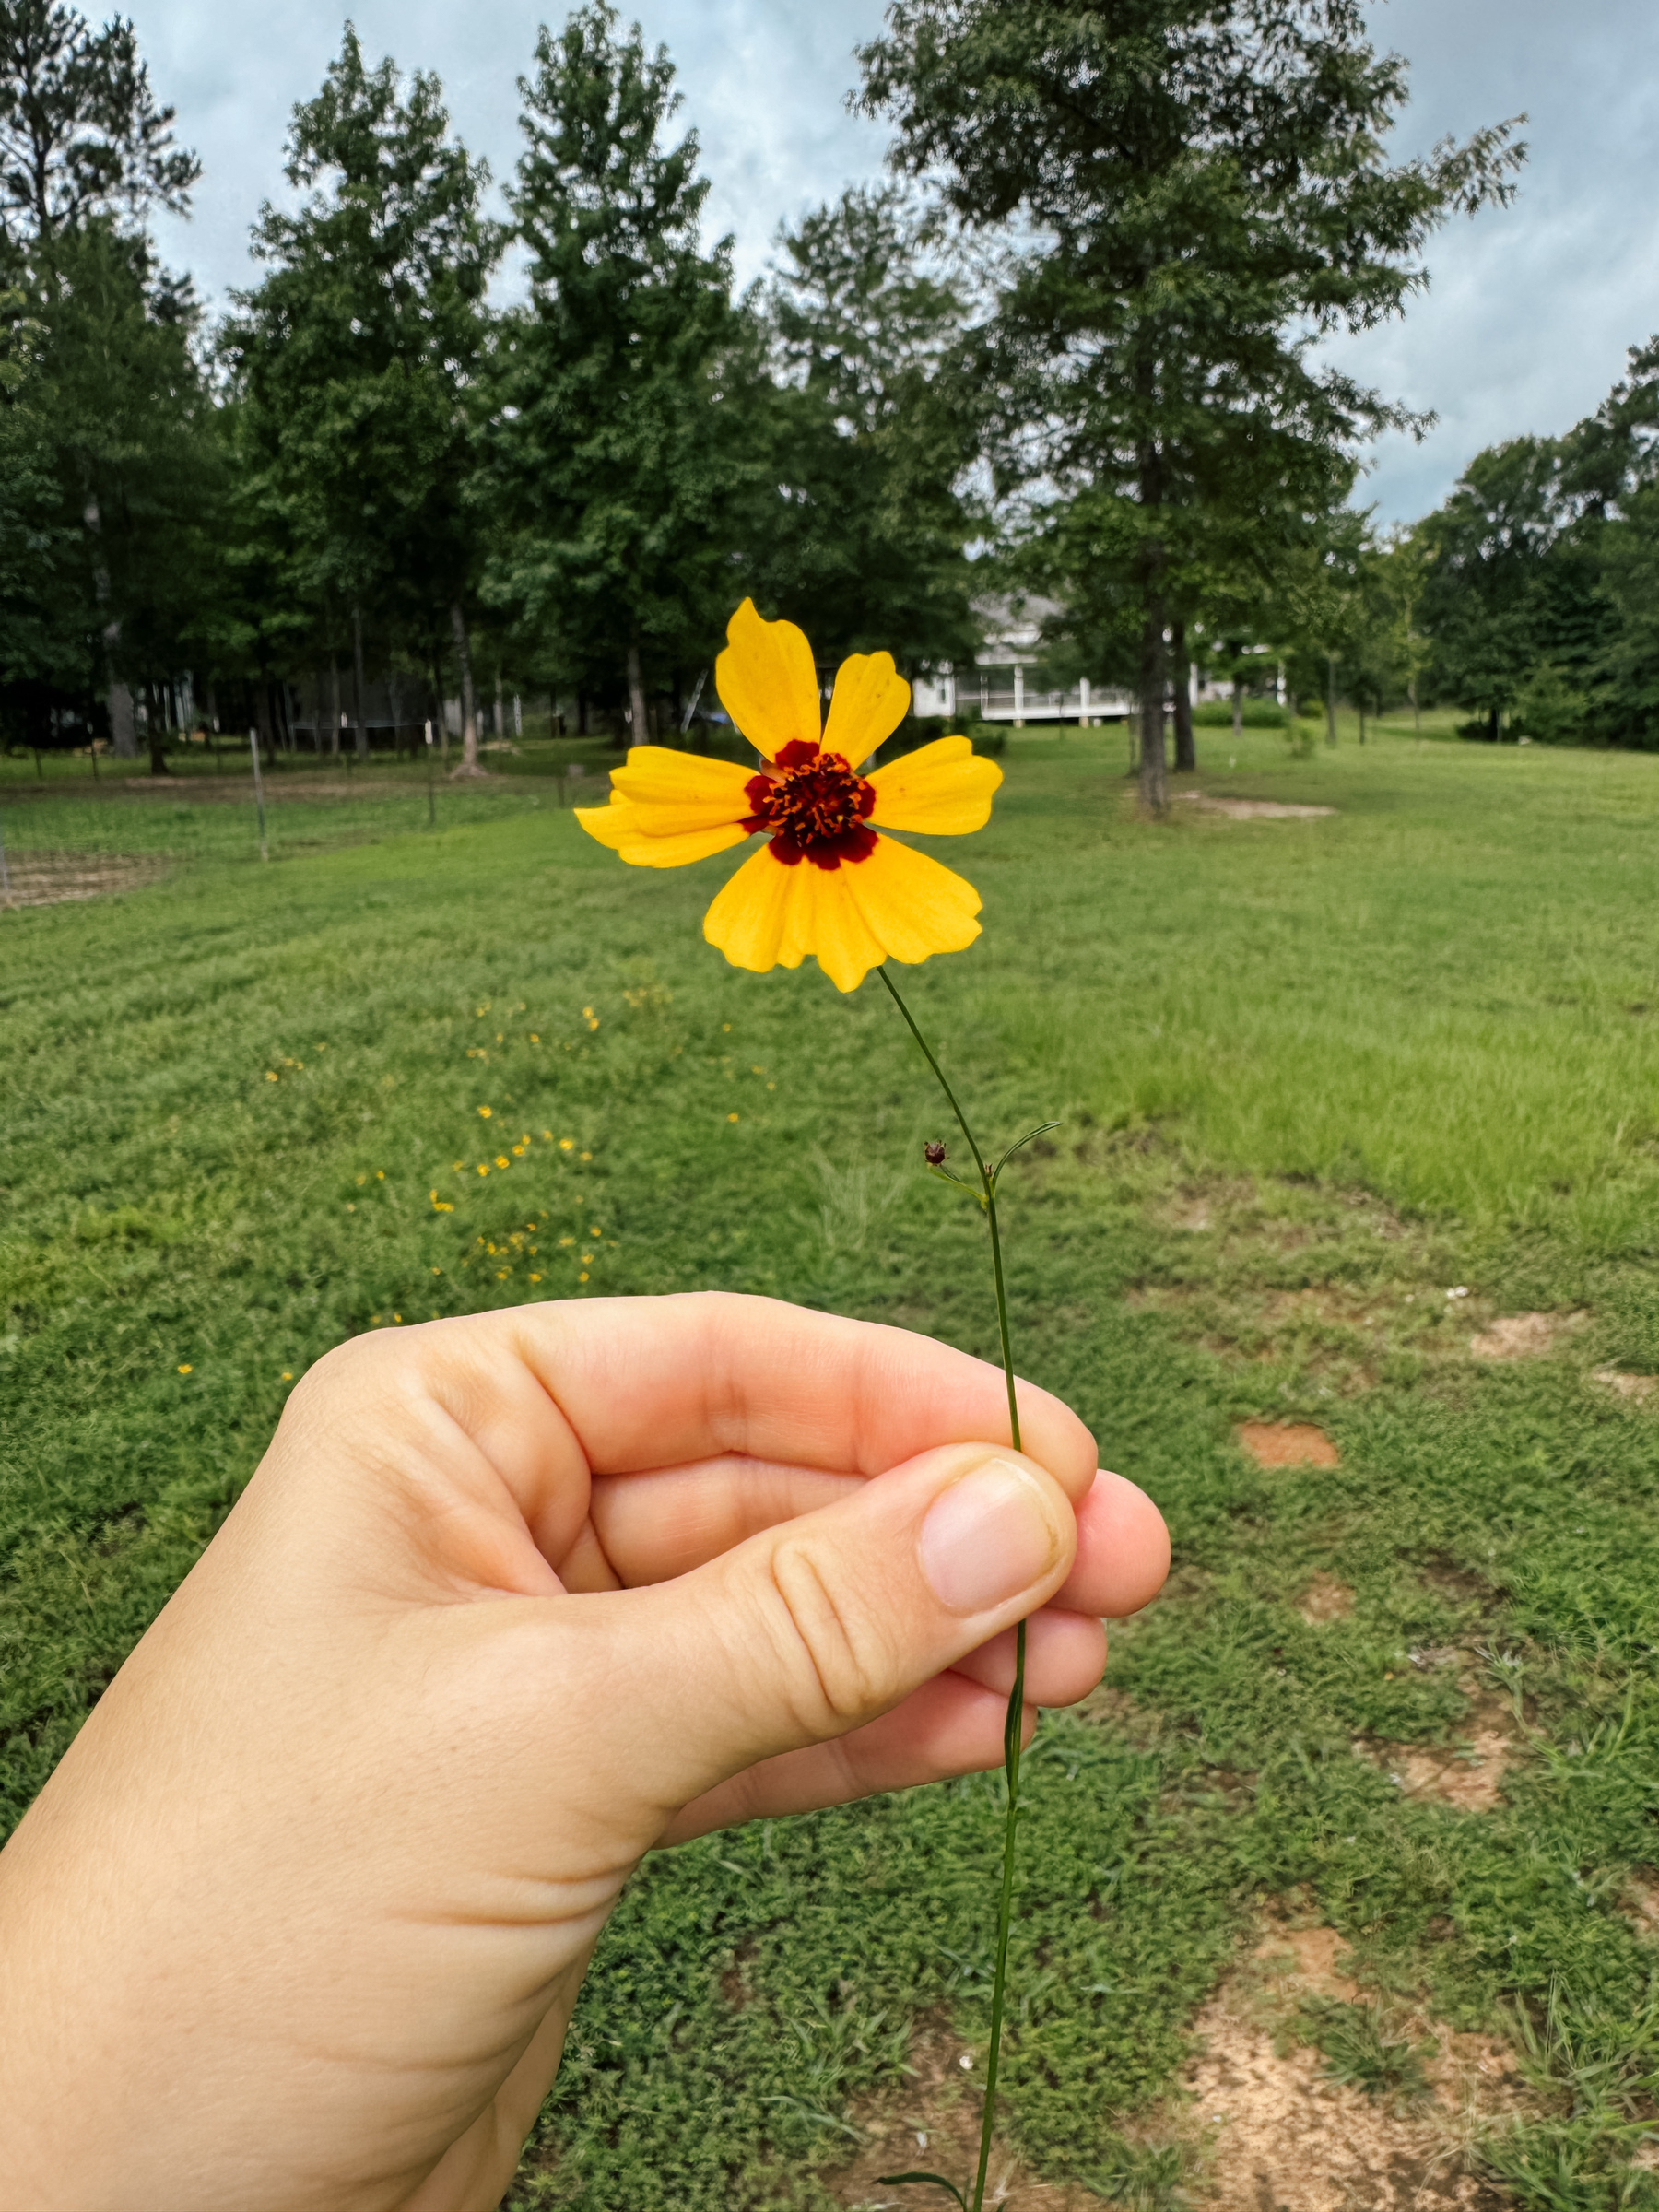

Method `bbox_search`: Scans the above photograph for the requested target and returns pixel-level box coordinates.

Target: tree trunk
[82,487,136,759]
[1410,675,1420,735]
[449,601,483,775]
[627,635,648,751]
[352,606,369,759]
[1325,654,1338,746]
[1359,702,1367,746]
[1172,620,1195,771]
[1231,677,1242,742]
[1137,604,1169,814]
[494,664,505,744]
[430,656,450,767]
[329,659,342,759]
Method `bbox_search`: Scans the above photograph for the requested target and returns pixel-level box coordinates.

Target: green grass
[10,717,1659,2206]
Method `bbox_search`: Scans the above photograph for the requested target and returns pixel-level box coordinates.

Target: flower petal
[865,736,1003,836]
[575,794,640,850]
[701,833,982,993]
[609,746,757,835]
[714,598,821,760]
[702,841,815,971]
[841,833,982,971]
[822,650,910,767]
[803,866,888,993]
[576,787,749,869]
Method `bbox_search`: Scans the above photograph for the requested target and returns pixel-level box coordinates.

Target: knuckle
[762,1539,887,1734]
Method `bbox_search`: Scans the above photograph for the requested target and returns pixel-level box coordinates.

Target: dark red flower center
[744,738,877,870]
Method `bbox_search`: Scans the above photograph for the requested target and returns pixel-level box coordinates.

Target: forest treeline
[0,0,1640,803]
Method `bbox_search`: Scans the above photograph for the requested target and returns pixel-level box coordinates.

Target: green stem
[877,964,1028,2212]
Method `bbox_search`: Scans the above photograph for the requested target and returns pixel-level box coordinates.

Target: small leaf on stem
[875,2175,971,2212]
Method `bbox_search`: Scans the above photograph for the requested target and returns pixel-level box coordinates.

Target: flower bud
[924,1140,947,1166]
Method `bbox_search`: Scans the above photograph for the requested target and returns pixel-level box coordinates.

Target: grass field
[8,714,1659,2207]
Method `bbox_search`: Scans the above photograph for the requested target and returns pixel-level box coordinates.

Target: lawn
[6,717,1659,2207]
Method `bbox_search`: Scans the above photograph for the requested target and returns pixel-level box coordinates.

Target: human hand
[0,1293,1168,2212]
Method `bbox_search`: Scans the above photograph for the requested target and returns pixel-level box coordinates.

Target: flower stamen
[743,739,877,870]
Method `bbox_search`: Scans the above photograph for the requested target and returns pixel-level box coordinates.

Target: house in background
[911,595,1138,725]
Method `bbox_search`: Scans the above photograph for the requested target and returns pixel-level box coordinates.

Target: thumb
[607,1441,1077,1823]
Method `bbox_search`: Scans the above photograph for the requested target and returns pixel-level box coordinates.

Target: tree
[752,183,980,677]
[0,0,205,758]
[1417,438,1577,739]
[0,0,196,263]
[488,3,749,741]
[858,0,1524,809]
[222,29,500,771]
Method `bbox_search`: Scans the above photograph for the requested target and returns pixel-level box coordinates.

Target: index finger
[496,1290,1099,1500]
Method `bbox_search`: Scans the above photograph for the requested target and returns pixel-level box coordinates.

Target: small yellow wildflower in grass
[580,1149,592,1161]
[578,1271,589,1284]
[727,1112,740,1123]
[357,1174,367,1186]
[477,1105,492,1119]
[375,1170,384,1182]
[530,1032,541,1042]
[177,1363,192,1375]
[280,1371,292,1381]
[559,1236,574,1248]
[578,598,1000,990]
[529,1272,542,1283]
[477,1165,488,1176]
[265,1070,278,1082]
[371,1314,382,1324]
[559,1136,573,1151]
[393,1312,401,1324]
[495,1153,509,1169]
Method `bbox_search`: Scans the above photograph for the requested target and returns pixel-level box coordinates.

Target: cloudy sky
[132,0,1659,523]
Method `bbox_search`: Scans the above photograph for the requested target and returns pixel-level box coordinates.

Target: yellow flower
[177,1363,193,1374]
[576,597,1002,993]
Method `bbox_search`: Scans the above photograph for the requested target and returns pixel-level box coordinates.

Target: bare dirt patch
[1184,1997,1514,2211]
[1593,1369,1658,1403]
[0,849,167,909]
[1183,1913,1520,2212]
[1180,793,1337,821]
[1619,1868,1659,1936]
[830,2018,1091,2210]
[1300,1574,1356,1625]
[1238,1420,1341,1470]
[1468,1312,1586,1361]
[1356,1716,1514,1815]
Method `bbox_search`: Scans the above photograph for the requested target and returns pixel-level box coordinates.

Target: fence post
[249,727,269,861]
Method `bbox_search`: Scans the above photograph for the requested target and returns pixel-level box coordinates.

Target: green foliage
[221,29,500,686]
[858,0,1523,796]
[1192,700,1287,729]
[1297,1997,1436,2102]
[487,2,750,709]
[751,183,979,674]
[0,0,197,261]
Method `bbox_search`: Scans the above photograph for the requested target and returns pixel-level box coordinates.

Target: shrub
[1193,699,1289,729]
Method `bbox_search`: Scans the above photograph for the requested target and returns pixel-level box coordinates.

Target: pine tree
[753,183,979,678]
[488,3,749,739]
[858,0,1524,809]
[223,29,500,771]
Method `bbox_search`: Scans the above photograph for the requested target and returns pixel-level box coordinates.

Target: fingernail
[919,1458,1062,1615]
